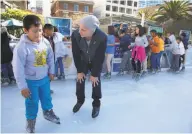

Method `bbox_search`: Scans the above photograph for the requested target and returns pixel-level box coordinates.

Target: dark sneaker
[92,107,100,118]
[43,109,60,124]
[73,102,83,113]
[26,119,36,133]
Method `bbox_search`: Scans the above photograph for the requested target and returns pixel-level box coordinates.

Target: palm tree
[137,9,154,20]
[153,0,192,23]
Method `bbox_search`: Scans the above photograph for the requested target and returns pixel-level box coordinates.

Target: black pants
[132,59,141,73]
[76,64,101,107]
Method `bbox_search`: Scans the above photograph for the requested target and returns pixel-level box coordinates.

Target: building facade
[139,0,163,8]
[51,0,94,17]
[1,0,29,13]
[93,0,139,18]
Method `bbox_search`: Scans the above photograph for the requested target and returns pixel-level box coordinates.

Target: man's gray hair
[80,15,100,32]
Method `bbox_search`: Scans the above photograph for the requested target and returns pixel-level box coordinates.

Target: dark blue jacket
[120,34,132,52]
[182,37,188,49]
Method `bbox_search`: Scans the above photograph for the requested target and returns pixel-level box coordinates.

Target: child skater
[12,15,60,133]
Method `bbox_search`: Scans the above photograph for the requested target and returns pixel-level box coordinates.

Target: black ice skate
[43,109,60,124]
[73,102,83,113]
[92,107,100,118]
[26,119,36,133]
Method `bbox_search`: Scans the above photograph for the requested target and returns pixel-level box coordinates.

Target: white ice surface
[1,47,192,133]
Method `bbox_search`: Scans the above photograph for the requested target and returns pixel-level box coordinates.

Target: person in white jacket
[178,37,186,71]
[166,32,177,67]
[168,37,184,73]
[43,24,68,80]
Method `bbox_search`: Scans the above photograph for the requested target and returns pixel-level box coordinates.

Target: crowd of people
[102,24,189,80]
[0,14,190,133]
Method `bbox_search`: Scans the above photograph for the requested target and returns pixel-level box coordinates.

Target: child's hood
[19,34,46,44]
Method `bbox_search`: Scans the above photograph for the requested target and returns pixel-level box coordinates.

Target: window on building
[84,5,89,12]
[133,9,137,14]
[112,14,116,16]
[113,0,118,4]
[106,13,110,17]
[74,4,79,11]
[127,0,133,6]
[106,5,110,11]
[107,0,111,3]
[63,3,68,10]
[134,2,137,7]
[112,6,118,12]
[126,8,132,14]
[119,7,125,13]
[120,0,125,5]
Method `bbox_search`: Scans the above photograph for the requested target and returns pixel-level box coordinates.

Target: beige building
[1,0,29,12]
[51,0,94,17]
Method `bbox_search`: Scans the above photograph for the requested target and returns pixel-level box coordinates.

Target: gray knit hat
[80,15,100,32]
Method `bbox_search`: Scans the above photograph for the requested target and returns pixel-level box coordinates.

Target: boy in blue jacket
[13,15,60,133]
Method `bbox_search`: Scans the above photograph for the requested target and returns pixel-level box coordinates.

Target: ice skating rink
[1,47,192,133]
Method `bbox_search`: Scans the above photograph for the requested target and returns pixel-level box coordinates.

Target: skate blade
[92,114,99,119]
[45,118,61,124]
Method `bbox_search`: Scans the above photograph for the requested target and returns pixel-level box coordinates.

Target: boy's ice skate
[43,109,60,124]
[26,119,36,133]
